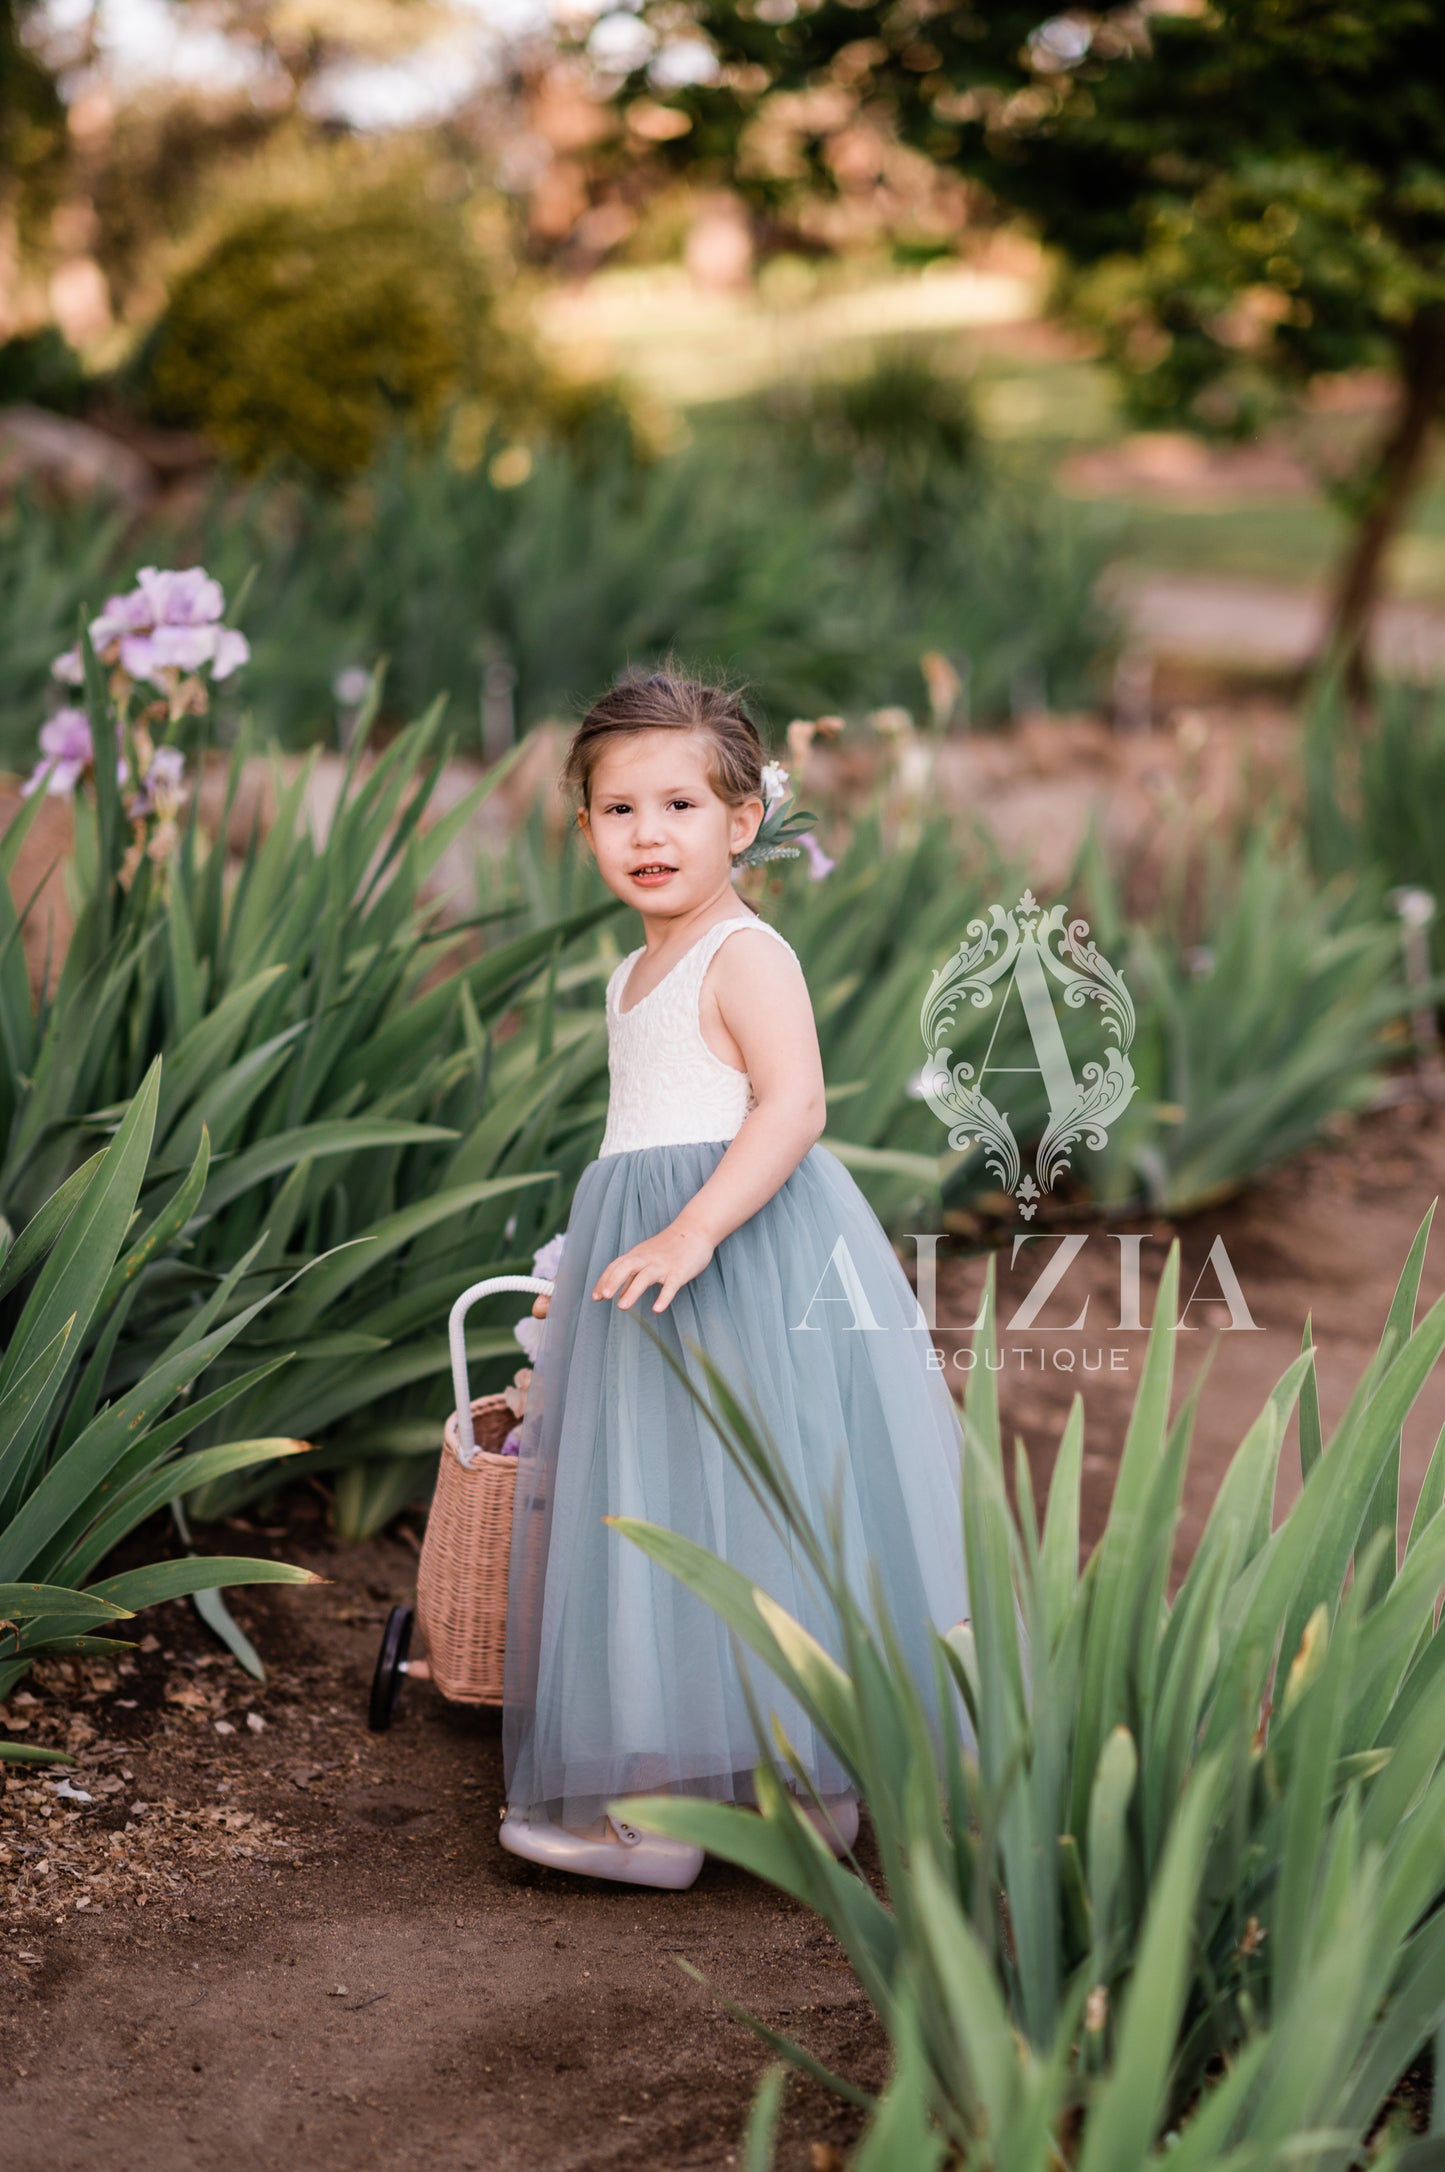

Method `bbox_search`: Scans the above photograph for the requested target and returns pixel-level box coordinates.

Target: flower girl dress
[501,914,969,1843]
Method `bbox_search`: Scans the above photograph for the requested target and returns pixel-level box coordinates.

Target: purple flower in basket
[511,1314,545,1364]
[511,1229,566,1362]
[499,1426,522,1457]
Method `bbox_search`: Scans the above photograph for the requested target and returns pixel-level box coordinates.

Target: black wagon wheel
[368,1603,414,1732]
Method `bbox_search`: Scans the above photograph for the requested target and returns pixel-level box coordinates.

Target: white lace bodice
[598,915,801,1157]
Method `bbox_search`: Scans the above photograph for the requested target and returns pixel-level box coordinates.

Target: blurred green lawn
[966,349,1445,599]
[541,261,1445,601]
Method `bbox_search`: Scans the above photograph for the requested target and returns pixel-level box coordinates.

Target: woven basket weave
[415,1394,519,1706]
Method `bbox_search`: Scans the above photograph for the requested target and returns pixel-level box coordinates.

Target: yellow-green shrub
[139,183,612,479]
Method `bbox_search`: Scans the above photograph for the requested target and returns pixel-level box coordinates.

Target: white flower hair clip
[732,757,832,876]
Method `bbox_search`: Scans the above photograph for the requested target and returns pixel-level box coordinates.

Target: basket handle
[449,1274,555,1464]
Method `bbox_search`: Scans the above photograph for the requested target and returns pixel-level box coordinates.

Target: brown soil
[0,1505,883,2172]
[3,1093,1443,2170]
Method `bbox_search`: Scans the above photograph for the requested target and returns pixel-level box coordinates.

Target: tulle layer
[501,1140,970,1830]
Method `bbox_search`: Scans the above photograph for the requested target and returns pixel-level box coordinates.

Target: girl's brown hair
[562,659,768,900]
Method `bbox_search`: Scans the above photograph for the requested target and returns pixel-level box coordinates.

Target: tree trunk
[1321,304,1445,716]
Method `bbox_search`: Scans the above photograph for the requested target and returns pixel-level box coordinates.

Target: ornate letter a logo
[919,892,1136,1218]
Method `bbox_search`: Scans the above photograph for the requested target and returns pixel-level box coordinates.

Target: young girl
[499,667,969,1889]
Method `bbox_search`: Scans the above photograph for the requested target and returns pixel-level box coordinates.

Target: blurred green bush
[132,182,630,481]
[766,345,980,490]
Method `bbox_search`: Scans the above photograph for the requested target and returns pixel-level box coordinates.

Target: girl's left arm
[593,935,827,1314]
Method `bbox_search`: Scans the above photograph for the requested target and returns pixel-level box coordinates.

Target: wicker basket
[415,1396,519,1704]
[412,1272,554,1707]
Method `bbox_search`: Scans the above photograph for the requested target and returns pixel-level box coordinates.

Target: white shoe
[498,1806,704,1890]
[793,1792,860,1858]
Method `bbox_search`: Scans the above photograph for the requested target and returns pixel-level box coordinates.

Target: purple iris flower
[800,831,835,880]
[50,564,249,690]
[88,588,154,652]
[135,565,225,627]
[511,1314,545,1365]
[211,627,250,679]
[127,744,187,820]
[21,710,129,800]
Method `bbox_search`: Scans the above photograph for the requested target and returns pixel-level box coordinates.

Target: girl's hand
[593,1222,715,1313]
[531,1293,550,1319]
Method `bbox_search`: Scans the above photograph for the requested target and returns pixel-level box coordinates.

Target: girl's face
[578,730,763,913]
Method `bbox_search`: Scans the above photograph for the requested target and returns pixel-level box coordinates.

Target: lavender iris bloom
[800,831,835,880]
[21,710,129,800]
[135,566,225,627]
[50,565,250,690]
[127,744,187,820]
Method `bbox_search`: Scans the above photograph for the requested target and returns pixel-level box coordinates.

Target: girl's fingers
[595,1250,681,1305]
[617,1269,651,1310]
[616,1260,663,1311]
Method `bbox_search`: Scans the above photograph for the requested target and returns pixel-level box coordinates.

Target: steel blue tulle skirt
[501,1139,970,1830]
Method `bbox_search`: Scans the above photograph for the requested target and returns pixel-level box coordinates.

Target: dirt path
[4,1094,1444,2170]
[1,1513,883,2172]
[1110,569,1445,680]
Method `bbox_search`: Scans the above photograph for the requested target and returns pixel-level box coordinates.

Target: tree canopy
[599,0,1445,689]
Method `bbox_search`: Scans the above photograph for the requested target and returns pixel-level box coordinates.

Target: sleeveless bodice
[598,915,800,1157]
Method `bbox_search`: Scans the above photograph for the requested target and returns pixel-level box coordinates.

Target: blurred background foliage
[2,0,1442,717]
[0,350,1118,758]
[605,0,1445,693]
[135,181,541,480]
[121,155,644,480]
